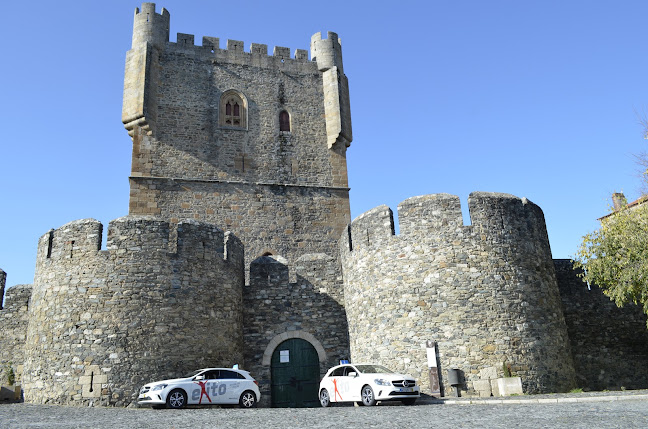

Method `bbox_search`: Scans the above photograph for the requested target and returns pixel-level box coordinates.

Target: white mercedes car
[319,363,420,407]
[138,368,261,409]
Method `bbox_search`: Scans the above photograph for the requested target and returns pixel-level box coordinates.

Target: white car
[138,368,261,409]
[319,363,420,407]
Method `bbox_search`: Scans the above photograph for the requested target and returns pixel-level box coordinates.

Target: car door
[204,370,224,405]
[327,367,345,402]
[217,370,244,404]
[345,365,364,401]
[334,365,360,402]
[188,370,217,405]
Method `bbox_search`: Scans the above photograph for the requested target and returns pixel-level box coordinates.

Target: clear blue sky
[1,0,647,287]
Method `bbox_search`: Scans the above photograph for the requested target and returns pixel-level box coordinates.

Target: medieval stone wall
[129,176,350,284]
[555,259,648,391]
[243,254,349,406]
[22,216,244,406]
[340,192,576,396]
[0,282,32,385]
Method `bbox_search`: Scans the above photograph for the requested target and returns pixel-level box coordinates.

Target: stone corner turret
[310,31,352,149]
[131,3,170,50]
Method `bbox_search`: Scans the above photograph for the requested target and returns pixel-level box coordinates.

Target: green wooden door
[270,338,320,407]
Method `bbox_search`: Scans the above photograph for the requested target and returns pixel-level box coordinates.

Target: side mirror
[348,372,357,378]
[194,375,205,381]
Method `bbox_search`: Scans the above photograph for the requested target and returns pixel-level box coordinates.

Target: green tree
[573,203,648,327]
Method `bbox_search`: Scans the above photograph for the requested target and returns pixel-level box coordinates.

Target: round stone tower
[340,192,576,396]
[131,2,169,49]
[22,216,244,406]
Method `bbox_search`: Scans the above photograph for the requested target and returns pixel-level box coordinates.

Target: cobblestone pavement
[1,392,647,429]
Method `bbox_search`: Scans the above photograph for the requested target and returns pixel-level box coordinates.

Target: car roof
[327,363,398,373]
[330,363,375,368]
[196,368,249,373]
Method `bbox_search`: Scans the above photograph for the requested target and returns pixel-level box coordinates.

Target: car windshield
[354,365,395,374]
[184,369,204,378]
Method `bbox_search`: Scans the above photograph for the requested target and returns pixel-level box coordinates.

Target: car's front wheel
[319,389,330,407]
[361,385,376,406]
[166,389,187,409]
[239,390,257,408]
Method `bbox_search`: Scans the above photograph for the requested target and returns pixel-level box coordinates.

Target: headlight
[152,384,168,391]
[374,379,391,386]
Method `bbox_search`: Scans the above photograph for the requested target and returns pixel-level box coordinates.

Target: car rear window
[218,370,245,380]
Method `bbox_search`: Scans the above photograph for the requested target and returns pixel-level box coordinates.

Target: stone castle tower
[123,3,352,270]
[2,2,648,408]
[22,218,245,405]
[340,193,576,394]
[120,3,354,406]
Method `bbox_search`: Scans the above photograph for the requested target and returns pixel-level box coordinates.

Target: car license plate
[399,387,413,392]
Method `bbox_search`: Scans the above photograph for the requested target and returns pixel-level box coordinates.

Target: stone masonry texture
[0,281,32,386]
[340,193,577,396]
[243,254,349,407]
[21,217,244,406]
[555,259,648,391]
[123,3,352,275]
[1,2,648,408]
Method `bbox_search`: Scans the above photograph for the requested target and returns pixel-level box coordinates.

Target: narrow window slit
[47,231,54,258]
[280,110,290,131]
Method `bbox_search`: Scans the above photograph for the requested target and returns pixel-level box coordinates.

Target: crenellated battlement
[166,33,311,64]
[342,192,550,254]
[35,216,243,266]
[131,3,170,49]
[310,31,344,73]
[123,4,345,139]
[128,4,347,72]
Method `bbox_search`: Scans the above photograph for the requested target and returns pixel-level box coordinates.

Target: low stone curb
[419,391,648,405]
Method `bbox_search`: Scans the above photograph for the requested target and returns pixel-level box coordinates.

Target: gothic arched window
[279,110,290,132]
[219,90,247,129]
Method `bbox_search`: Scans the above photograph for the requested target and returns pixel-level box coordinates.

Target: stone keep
[340,193,577,395]
[122,3,352,274]
[120,2,353,405]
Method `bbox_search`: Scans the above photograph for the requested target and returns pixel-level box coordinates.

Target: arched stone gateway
[260,331,326,408]
[270,338,320,408]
